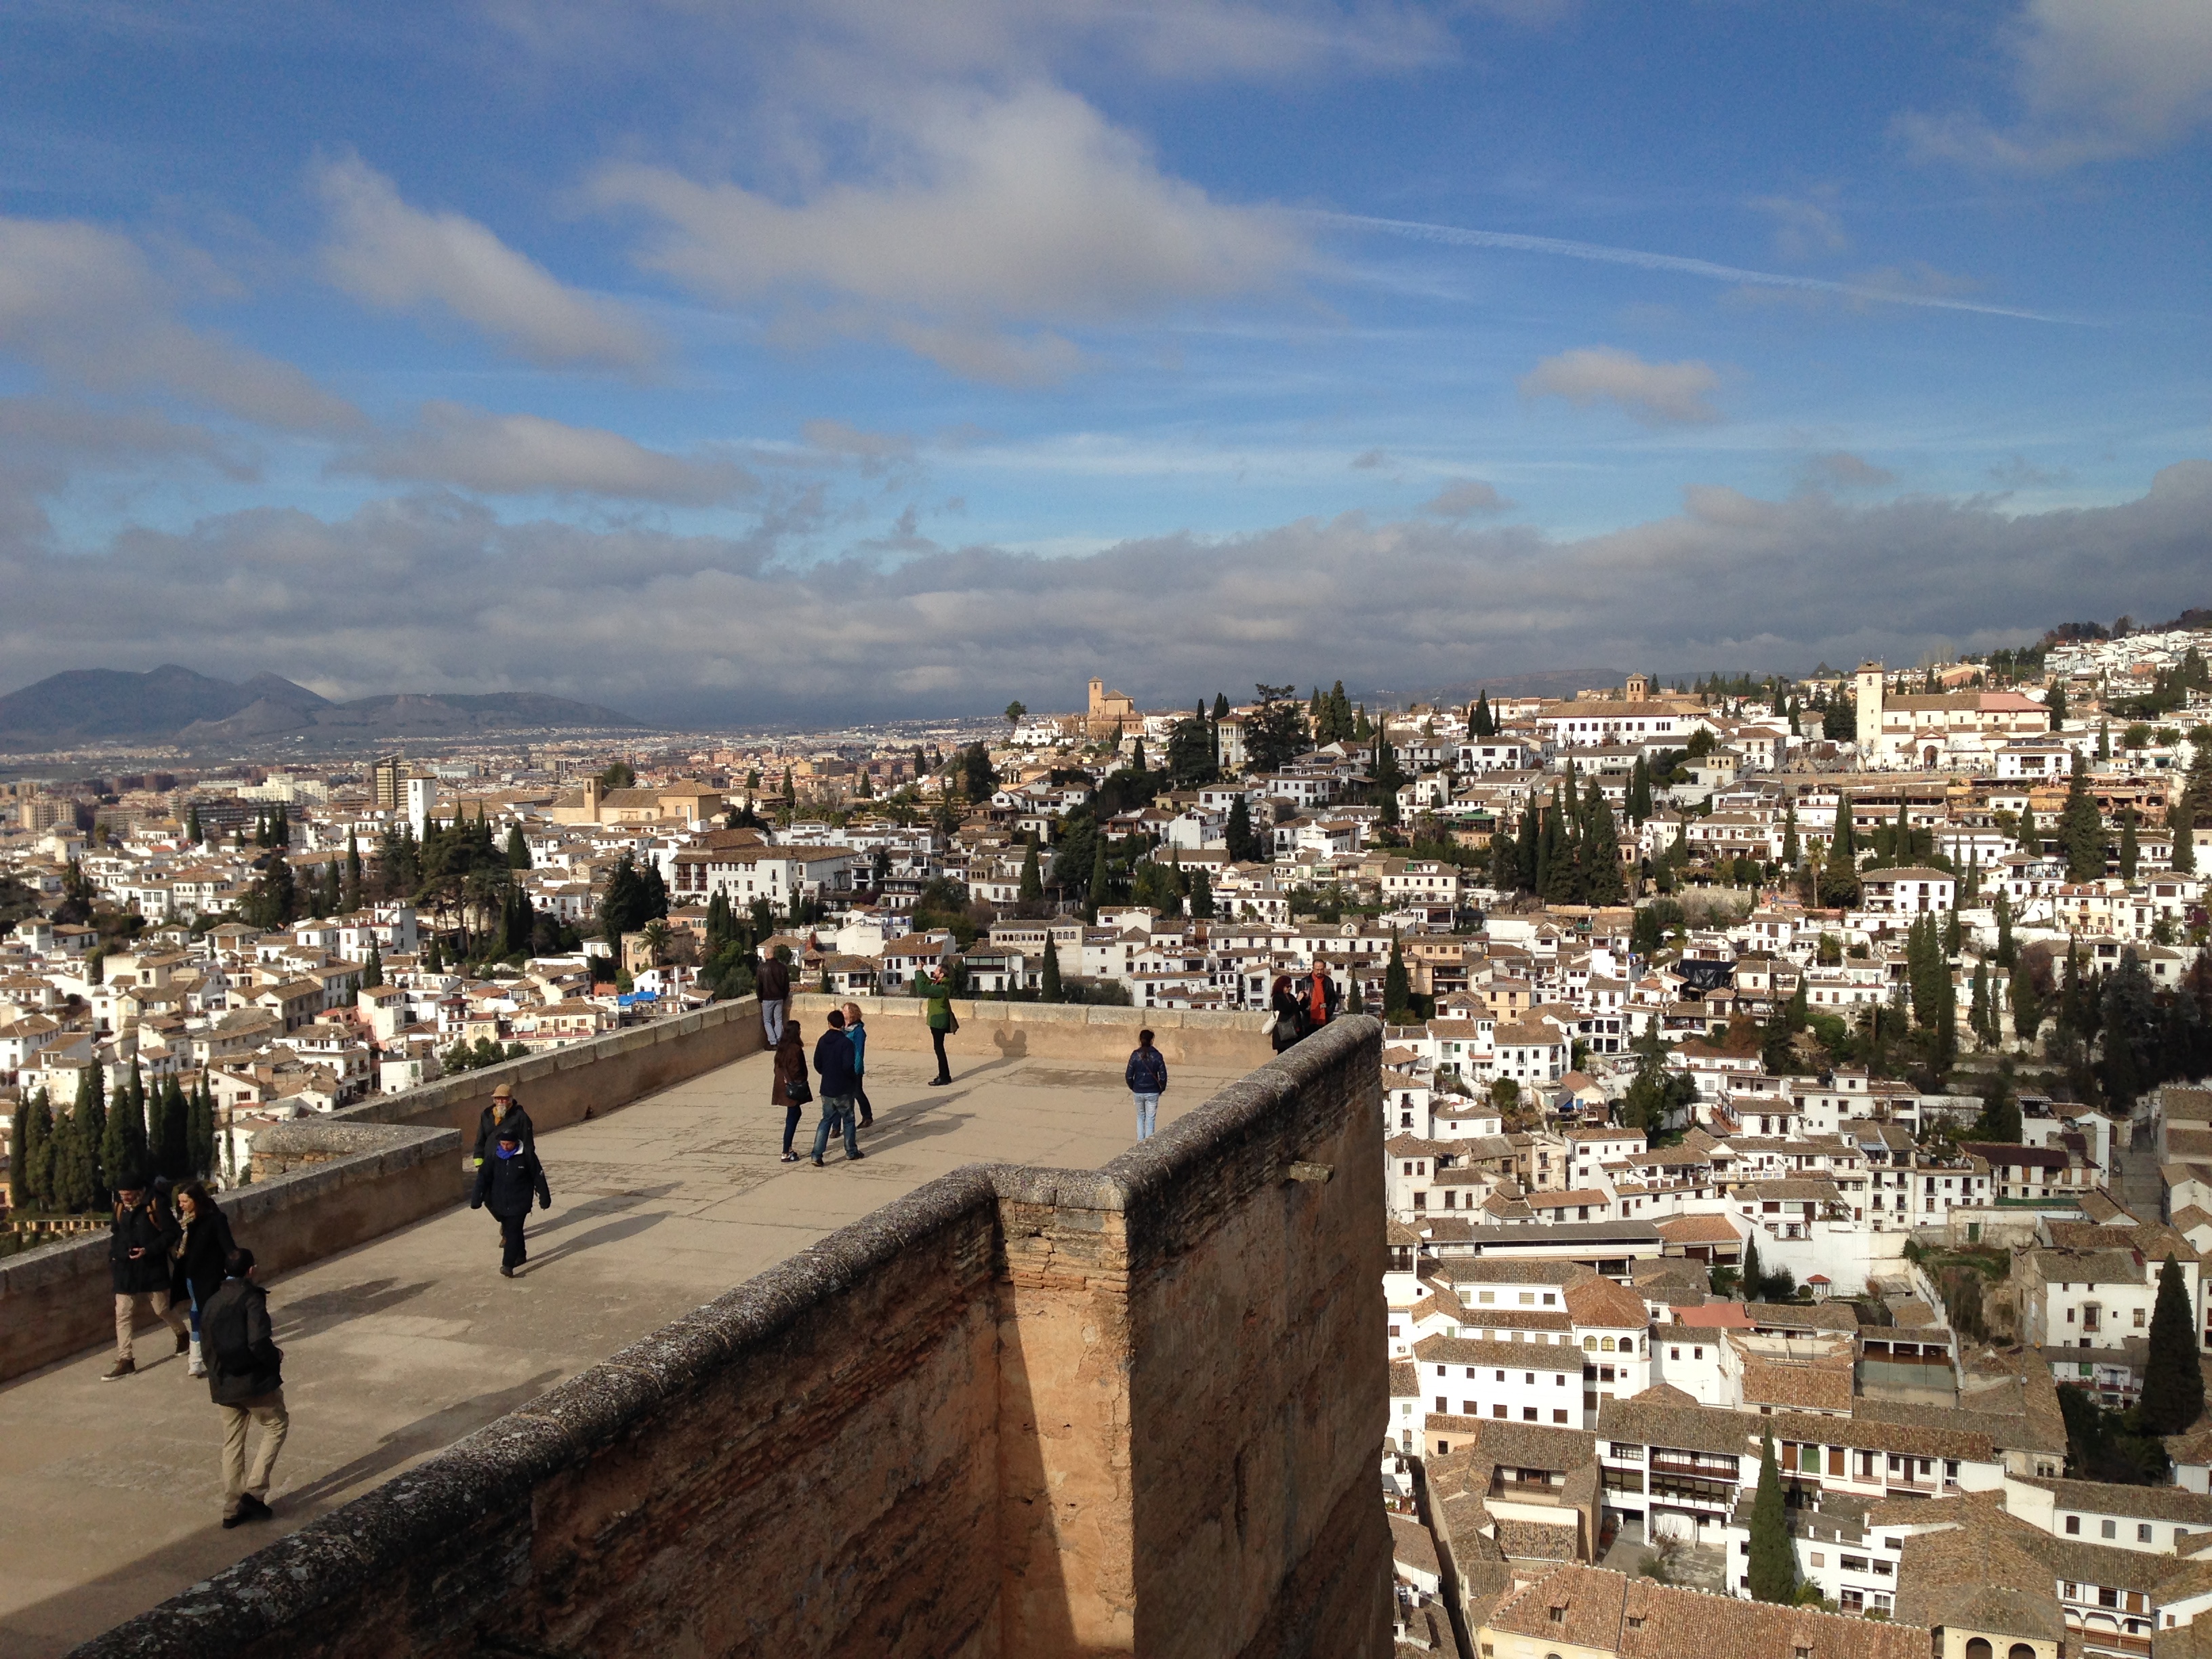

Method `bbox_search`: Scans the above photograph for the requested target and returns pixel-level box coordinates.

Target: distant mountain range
[0,665,649,752]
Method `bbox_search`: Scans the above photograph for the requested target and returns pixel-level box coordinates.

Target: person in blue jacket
[811,1008,865,1166]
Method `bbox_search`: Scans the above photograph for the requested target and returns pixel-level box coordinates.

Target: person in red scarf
[1303,964,1340,1031]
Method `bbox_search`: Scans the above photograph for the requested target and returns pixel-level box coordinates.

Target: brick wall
[74,1017,1391,1659]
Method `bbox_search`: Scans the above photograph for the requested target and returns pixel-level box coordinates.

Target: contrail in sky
[1305,209,2087,325]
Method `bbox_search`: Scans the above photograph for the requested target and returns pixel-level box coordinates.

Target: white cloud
[1519,346,1725,426]
[1422,478,1511,516]
[330,403,755,503]
[314,155,657,370]
[1897,0,2212,169]
[0,216,360,431]
[590,84,1296,382]
[800,419,915,462]
[9,462,2208,723]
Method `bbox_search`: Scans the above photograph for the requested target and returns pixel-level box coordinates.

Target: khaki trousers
[220,1389,289,1508]
[114,1290,185,1361]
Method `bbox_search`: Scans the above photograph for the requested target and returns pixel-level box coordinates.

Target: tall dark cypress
[1747,1429,1797,1603]
[2144,1254,2205,1434]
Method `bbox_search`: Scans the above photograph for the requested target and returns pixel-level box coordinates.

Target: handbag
[787,1071,813,1107]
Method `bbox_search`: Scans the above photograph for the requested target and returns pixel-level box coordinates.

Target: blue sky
[0,0,2207,722]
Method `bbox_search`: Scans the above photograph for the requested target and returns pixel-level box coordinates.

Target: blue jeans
[1133,1092,1160,1141]
[812,1094,859,1160]
[761,1000,786,1046]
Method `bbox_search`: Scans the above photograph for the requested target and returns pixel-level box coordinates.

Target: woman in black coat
[1270,975,1306,1053]
[170,1181,238,1378]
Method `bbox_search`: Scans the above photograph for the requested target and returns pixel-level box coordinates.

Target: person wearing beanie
[469,1125,552,1277]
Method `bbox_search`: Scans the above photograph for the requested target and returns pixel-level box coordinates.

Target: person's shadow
[279,1368,564,1509]
[522,1211,666,1271]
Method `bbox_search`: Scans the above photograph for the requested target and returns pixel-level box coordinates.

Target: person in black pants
[771,1021,808,1163]
[470,1127,552,1277]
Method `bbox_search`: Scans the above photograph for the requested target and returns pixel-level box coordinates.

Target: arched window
[1583,1336,1597,1352]
[2008,1646,2036,1659]
[1601,1336,1617,1353]
[1623,1336,1637,1354]
[1964,1639,1992,1659]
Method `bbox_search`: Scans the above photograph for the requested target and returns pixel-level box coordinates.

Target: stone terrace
[0,1040,1250,1659]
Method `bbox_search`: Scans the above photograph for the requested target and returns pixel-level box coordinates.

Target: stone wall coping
[68,1017,1382,1658]
[0,1120,458,1304]
[790,991,1273,1033]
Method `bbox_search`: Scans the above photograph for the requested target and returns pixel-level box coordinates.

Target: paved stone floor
[0,1043,1245,1658]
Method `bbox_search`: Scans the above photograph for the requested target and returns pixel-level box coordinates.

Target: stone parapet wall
[73,1018,1392,1659]
[0,1121,459,1383]
[789,990,1277,1069]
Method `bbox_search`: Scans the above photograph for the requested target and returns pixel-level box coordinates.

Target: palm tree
[640,920,671,966]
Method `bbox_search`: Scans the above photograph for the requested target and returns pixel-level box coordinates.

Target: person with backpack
[470,1124,552,1277]
[771,1020,810,1163]
[1125,1029,1169,1141]
[169,1180,239,1380]
[103,1172,185,1381]
[201,1248,288,1528]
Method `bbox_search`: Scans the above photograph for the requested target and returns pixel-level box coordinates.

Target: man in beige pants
[201,1248,289,1528]
[104,1175,186,1381]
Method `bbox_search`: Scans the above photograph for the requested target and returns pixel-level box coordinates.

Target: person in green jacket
[917,967,955,1086]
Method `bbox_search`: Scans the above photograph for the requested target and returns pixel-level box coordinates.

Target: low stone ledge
[0,1121,460,1386]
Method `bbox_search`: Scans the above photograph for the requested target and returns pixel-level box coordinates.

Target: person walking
[1269,974,1305,1053]
[757,945,792,1046]
[1126,1029,1168,1141]
[771,1019,810,1163]
[810,1008,863,1165]
[201,1248,288,1528]
[169,1180,239,1380]
[469,1125,552,1277]
[104,1173,185,1380]
[842,1002,874,1128]
[471,1082,535,1170]
[918,967,956,1086]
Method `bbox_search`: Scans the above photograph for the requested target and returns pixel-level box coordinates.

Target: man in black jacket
[808,1008,863,1166]
[470,1125,552,1277]
[757,945,792,1046]
[104,1174,186,1381]
[470,1080,535,1169]
[202,1248,289,1527]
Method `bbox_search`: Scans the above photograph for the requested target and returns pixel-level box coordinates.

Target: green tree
[1019,839,1043,902]
[2060,752,2105,881]
[506,825,533,869]
[1995,888,2015,968]
[1748,1428,1797,1603]
[1470,691,1495,737]
[2046,680,2068,729]
[18,1090,55,1210]
[1004,700,1027,725]
[1040,939,1064,1002]
[243,854,298,930]
[1086,837,1110,922]
[1189,867,1216,919]
[102,1065,149,1193]
[1973,1061,2023,1142]
[963,743,996,802]
[1583,794,1626,904]
[1224,794,1261,863]
[2142,1254,2206,1435]
[1780,803,1798,867]
[2011,958,2044,1043]
[597,760,636,791]
[363,939,384,987]
[1384,935,1413,1021]
[1372,736,1405,825]
[2118,806,2139,880]
[188,1077,217,1179]
[1166,714,1218,786]
[8,1086,37,1210]
[185,804,201,844]
[48,1090,98,1213]
[2018,799,2039,858]
[1243,684,1309,773]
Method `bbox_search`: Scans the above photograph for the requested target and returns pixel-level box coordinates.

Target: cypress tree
[2119,806,2139,880]
[1995,889,2015,967]
[1225,794,1258,863]
[19,1090,54,1210]
[1516,802,1540,892]
[1942,905,1961,960]
[1834,794,1857,858]
[1748,1429,1797,1603]
[364,939,384,987]
[1189,868,1215,919]
[2011,959,2045,1044]
[1583,795,1626,904]
[188,1078,216,1179]
[1086,838,1109,922]
[1384,935,1412,1020]
[1019,840,1043,902]
[2018,799,2039,857]
[2173,783,2197,875]
[7,1086,33,1211]
[1970,961,1991,1044]
[186,804,202,844]
[1040,939,1064,1002]
[144,1067,171,1179]
[2144,1254,2205,1434]
[49,1092,96,1212]
[1780,804,1798,867]
[159,1076,189,1179]
[2060,752,2104,881]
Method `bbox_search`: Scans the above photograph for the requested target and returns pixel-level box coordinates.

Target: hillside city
[5,616,2212,1658]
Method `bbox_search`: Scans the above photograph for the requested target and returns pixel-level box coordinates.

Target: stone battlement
[71,1016,1393,1659]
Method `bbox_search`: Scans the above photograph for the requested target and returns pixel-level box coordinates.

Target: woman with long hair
[170,1180,239,1378]
[1270,974,1305,1052]
[771,1021,810,1163]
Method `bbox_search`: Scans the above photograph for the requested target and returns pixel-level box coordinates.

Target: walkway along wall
[73,1016,1393,1659]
